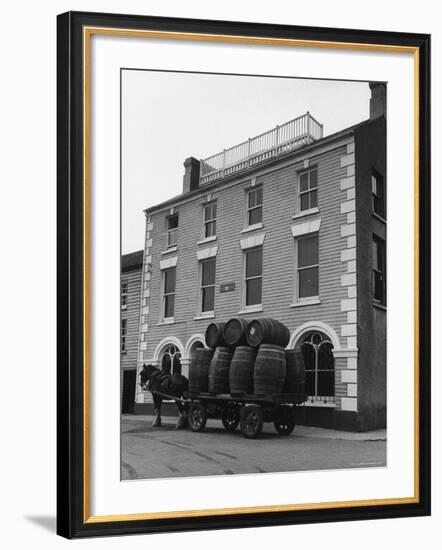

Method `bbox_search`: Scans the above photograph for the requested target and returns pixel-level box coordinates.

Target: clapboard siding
[121,266,142,370]
[143,140,350,362]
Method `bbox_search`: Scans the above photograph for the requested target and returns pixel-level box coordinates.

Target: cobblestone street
[121,415,386,480]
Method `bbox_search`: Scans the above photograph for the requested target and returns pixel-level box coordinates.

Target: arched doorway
[182,334,206,379]
[188,340,204,362]
[160,343,182,375]
[297,330,335,403]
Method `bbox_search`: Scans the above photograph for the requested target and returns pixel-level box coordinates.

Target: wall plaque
[220,282,236,293]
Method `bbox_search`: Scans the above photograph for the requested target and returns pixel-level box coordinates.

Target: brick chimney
[369,82,386,120]
[183,157,200,193]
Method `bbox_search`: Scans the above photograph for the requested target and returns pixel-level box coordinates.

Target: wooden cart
[185,392,306,439]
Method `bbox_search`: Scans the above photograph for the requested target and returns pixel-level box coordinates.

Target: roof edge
[144,116,380,215]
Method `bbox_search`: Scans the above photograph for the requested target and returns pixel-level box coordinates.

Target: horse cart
[150,389,306,439]
[145,316,307,438]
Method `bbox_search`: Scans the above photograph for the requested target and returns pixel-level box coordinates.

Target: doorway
[122,369,137,413]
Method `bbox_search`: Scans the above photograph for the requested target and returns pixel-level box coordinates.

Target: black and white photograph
[120,70,387,481]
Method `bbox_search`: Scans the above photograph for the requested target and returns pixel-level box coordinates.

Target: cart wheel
[274,405,295,435]
[188,402,207,432]
[221,403,240,432]
[240,405,263,439]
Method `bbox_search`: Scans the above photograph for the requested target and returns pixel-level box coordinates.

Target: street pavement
[121,415,386,480]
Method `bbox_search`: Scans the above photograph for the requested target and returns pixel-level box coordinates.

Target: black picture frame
[57,11,431,539]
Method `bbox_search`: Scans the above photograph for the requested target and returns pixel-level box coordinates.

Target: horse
[139,364,189,429]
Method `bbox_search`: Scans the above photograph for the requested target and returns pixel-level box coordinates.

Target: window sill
[237,305,263,315]
[292,207,320,220]
[301,400,336,408]
[241,222,264,234]
[162,246,177,255]
[157,318,175,325]
[291,298,321,308]
[373,302,387,311]
[372,212,387,224]
[197,236,217,246]
[194,312,215,320]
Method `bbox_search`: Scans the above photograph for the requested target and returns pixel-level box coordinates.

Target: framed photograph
[57,11,431,538]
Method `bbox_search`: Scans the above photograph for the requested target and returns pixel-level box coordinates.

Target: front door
[122,369,137,413]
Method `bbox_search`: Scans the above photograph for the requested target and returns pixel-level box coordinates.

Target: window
[301,331,335,403]
[121,319,127,353]
[161,344,182,375]
[373,235,386,304]
[200,258,216,312]
[244,247,263,306]
[203,202,217,239]
[298,168,318,211]
[247,186,263,226]
[166,213,179,248]
[121,281,128,309]
[296,234,319,299]
[372,169,385,218]
[163,267,176,319]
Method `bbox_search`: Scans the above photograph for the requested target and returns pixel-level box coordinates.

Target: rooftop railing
[199,112,323,185]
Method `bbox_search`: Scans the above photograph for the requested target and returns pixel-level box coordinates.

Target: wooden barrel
[246,318,290,348]
[253,344,286,396]
[205,322,227,349]
[188,348,214,394]
[223,318,249,346]
[208,347,233,394]
[284,349,306,393]
[229,346,257,395]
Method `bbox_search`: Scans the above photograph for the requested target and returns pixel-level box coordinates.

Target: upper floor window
[373,235,386,304]
[203,202,217,239]
[372,169,385,218]
[163,267,176,319]
[244,246,263,307]
[247,186,263,226]
[167,213,179,248]
[299,168,318,211]
[121,281,128,309]
[200,258,216,313]
[121,319,127,353]
[296,234,319,299]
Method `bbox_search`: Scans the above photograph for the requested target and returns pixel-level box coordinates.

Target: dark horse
[139,364,189,429]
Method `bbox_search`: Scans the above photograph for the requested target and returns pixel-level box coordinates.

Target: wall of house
[136,136,363,429]
[121,264,143,408]
[355,116,387,431]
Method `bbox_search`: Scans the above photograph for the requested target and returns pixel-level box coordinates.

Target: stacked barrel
[247,319,289,396]
[204,322,232,394]
[225,319,256,395]
[187,318,305,397]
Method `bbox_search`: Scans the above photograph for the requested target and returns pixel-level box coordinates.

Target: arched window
[300,331,335,403]
[160,344,182,375]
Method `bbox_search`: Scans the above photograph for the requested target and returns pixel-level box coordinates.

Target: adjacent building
[121,250,143,413]
[134,83,387,431]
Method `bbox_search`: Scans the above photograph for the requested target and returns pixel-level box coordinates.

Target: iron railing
[199,112,323,185]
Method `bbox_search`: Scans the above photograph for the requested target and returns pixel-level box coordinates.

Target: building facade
[121,250,143,413]
[134,83,386,431]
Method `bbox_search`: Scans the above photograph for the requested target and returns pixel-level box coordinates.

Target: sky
[121,70,370,254]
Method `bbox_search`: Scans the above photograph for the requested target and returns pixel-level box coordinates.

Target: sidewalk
[121,414,386,441]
